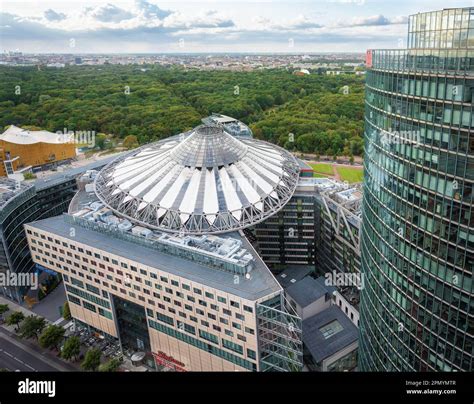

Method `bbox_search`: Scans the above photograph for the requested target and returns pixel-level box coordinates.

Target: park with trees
[0,64,365,157]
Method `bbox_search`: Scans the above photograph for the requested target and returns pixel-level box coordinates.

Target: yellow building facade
[0,126,76,177]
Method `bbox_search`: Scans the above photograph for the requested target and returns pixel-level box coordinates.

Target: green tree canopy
[18,315,46,340]
[61,336,81,361]
[63,301,71,321]
[81,348,102,371]
[98,357,122,372]
[95,133,107,150]
[123,135,139,149]
[6,311,25,331]
[39,325,65,350]
[0,304,9,315]
[0,65,365,155]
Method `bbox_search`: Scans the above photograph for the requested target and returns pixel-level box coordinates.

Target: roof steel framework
[94,124,300,234]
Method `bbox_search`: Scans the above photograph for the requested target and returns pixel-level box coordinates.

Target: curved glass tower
[360,7,474,371]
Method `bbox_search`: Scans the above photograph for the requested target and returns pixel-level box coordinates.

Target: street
[0,334,54,371]
[0,328,76,372]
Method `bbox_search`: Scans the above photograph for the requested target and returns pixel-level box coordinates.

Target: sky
[1,0,473,53]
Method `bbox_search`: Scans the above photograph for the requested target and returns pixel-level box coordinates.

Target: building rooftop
[296,177,341,193]
[94,123,300,235]
[302,305,358,363]
[335,188,363,203]
[68,187,256,274]
[34,153,126,191]
[296,158,313,172]
[296,176,363,219]
[285,276,330,308]
[201,113,253,137]
[67,183,100,213]
[0,177,33,210]
[27,214,282,301]
[0,125,73,145]
[324,184,363,222]
[315,276,337,295]
[277,265,314,289]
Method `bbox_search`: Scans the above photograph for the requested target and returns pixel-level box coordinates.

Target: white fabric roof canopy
[95,124,300,234]
[0,125,74,144]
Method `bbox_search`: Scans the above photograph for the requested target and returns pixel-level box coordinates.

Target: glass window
[319,320,344,339]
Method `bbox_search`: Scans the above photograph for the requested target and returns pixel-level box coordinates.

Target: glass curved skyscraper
[360,7,474,371]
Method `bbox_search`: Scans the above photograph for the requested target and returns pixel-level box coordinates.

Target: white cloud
[85,4,134,23]
[0,0,411,52]
[391,16,409,24]
[134,0,171,19]
[44,9,66,21]
[162,9,234,29]
[334,14,408,28]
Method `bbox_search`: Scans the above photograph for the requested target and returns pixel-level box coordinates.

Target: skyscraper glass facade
[359,7,474,371]
[0,183,39,302]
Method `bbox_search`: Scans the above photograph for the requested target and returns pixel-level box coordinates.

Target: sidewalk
[0,294,70,332]
[0,295,41,322]
[29,285,66,322]
[1,283,67,321]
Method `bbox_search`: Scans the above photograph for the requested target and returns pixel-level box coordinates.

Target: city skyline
[1,0,471,54]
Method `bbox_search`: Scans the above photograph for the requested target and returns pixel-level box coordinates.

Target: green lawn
[336,167,364,183]
[310,163,334,175]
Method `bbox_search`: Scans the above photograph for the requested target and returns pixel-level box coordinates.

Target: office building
[25,124,304,372]
[302,306,358,371]
[252,176,362,278]
[360,7,474,371]
[283,275,359,371]
[0,179,39,301]
[250,168,319,270]
[0,156,120,302]
[315,181,362,277]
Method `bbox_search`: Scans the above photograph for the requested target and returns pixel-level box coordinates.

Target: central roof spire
[169,124,248,168]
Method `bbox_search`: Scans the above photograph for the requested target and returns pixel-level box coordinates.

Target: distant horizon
[2,51,367,56]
